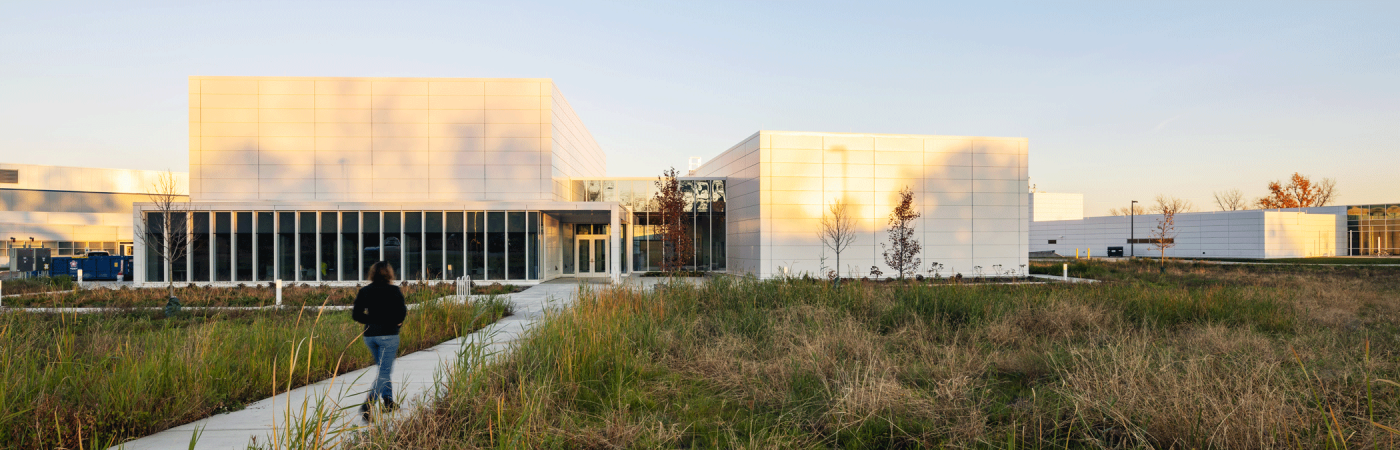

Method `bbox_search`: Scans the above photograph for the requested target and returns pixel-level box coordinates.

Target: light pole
[1130,200,1138,258]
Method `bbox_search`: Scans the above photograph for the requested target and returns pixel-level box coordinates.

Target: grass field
[352,261,1400,449]
[0,290,512,450]
[4,282,463,308]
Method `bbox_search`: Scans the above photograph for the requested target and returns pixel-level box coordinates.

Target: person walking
[353,261,408,422]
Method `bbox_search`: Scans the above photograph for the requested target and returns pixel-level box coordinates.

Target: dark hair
[368,261,395,284]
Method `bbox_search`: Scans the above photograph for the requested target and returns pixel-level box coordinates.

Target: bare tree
[1213,189,1247,211]
[135,171,194,301]
[818,198,858,285]
[881,186,922,280]
[1108,204,1147,216]
[1314,177,1338,207]
[652,167,693,273]
[1150,194,1187,263]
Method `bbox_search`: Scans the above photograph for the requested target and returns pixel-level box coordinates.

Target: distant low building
[0,163,188,269]
[1030,202,1398,259]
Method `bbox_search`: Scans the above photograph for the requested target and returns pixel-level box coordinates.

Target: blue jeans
[363,335,400,404]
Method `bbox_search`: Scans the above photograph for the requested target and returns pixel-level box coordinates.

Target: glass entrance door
[576,236,607,275]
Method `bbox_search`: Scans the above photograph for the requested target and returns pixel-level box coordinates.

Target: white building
[1031,209,1339,259]
[133,76,1030,285]
[0,163,187,268]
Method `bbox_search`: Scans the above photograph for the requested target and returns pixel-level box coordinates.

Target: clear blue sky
[2,1,1396,215]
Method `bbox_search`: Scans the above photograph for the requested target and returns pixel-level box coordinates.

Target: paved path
[1028,274,1100,283]
[111,280,586,450]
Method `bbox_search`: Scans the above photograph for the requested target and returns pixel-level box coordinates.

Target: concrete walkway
[112,281,586,450]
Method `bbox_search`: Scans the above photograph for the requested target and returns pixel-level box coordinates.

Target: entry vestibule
[573,224,609,276]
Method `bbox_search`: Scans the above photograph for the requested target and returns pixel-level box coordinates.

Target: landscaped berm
[351,261,1400,449]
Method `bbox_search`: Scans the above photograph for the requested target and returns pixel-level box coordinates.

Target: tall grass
[4,282,454,308]
[360,263,1400,448]
[0,293,511,450]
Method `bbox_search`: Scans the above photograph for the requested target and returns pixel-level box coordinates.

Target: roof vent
[0,169,17,184]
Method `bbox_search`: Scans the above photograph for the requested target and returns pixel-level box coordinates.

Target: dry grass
[350,261,1400,449]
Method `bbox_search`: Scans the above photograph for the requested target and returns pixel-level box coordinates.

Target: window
[362,212,379,277]
[299,212,316,281]
[1127,238,1173,244]
[508,211,525,280]
[404,212,422,280]
[341,212,359,282]
[278,212,295,281]
[214,212,231,281]
[487,212,505,280]
[1048,239,1057,244]
[192,212,210,281]
[425,211,443,280]
[257,212,274,281]
[0,169,16,184]
[235,212,252,281]
[321,212,338,281]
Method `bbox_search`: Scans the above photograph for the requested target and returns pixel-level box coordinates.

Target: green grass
[0,275,75,295]
[357,262,1400,449]
[0,290,512,450]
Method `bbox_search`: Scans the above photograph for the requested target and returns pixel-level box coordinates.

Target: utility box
[1107,246,1124,257]
[14,248,52,272]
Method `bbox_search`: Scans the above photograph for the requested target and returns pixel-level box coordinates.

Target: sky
[1,1,1396,215]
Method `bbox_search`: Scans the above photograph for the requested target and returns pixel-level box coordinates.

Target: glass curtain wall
[146,209,543,283]
[578,179,726,272]
[1348,204,1400,256]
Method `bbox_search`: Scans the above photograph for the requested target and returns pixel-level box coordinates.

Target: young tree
[1108,204,1147,216]
[881,186,922,280]
[652,167,693,273]
[1150,194,1187,263]
[818,198,858,285]
[1256,173,1338,209]
[135,171,195,302]
[1213,188,1247,211]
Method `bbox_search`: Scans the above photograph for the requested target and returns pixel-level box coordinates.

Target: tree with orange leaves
[1256,173,1337,209]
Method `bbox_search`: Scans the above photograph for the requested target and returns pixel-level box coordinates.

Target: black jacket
[352,282,408,337]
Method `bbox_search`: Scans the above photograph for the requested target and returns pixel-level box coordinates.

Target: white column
[611,204,621,282]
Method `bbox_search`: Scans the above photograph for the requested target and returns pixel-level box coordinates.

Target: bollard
[1088,248,1091,259]
[78,268,83,287]
[1,279,4,308]
[1063,264,1068,280]
[1075,248,1080,259]
[276,279,283,307]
